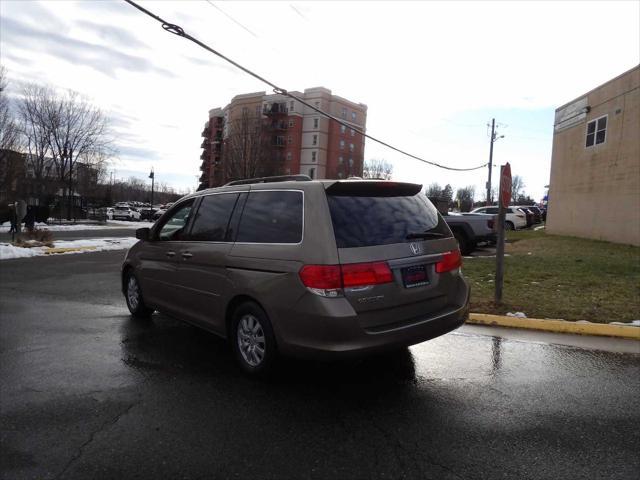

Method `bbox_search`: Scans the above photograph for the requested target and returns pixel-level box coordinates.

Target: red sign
[500,163,512,208]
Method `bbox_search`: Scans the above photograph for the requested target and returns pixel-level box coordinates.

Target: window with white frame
[341,107,347,119]
[338,156,343,164]
[340,140,345,149]
[350,128,355,137]
[348,158,353,166]
[312,135,318,146]
[340,125,346,134]
[311,151,317,162]
[338,172,343,179]
[313,118,319,129]
[288,135,292,144]
[351,111,356,121]
[289,119,294,127]
[349,143,354,152]
[287,152,292,161]
[586,115,607,147]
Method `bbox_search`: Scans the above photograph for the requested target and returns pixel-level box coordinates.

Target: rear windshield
[327,193,451,248]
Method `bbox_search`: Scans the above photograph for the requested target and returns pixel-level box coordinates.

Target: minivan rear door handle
[166,251,176,258]
[181,252,193,259]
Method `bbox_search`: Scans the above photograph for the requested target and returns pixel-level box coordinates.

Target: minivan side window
[157,200,194,241]
[236,191,303,244]
[188,193,239,242]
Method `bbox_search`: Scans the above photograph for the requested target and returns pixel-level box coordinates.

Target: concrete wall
[547,66,640,246]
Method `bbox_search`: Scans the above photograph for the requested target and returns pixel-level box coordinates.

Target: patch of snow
[534,226,545,231]
[506,312,527,318]
[0,237,138,260]
[107,220,155,228]
[0,243,42,259]
[609,320,640,327]
[2,220,153,231]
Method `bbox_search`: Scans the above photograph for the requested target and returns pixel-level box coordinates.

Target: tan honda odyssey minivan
[122,176,469,375]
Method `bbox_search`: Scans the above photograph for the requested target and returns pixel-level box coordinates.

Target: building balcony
[263,102,287,115]
[269,121,288,131]
[200,139,209,148]
[271,136,286,147]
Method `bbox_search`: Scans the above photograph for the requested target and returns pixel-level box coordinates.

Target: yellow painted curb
[44,246,97,254]
[468,313,640,340]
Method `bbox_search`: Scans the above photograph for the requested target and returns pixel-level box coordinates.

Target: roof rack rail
[225,174,312,186]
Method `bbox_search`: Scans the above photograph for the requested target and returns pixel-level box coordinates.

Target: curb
[468,313,640,340]
[44,246,97,254]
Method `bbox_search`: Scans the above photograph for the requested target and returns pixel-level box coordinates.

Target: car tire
[505,221,515,231]
[453,231,474,256]
[231,301,277,376]
[124,270,154,318]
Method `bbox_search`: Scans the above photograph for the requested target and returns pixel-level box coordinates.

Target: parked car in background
[443,212,496,256]
[122,176,470,375]
[113,206,141,221]
[515,205,542,224]
[516,207,534,228]
[471,206,527,230]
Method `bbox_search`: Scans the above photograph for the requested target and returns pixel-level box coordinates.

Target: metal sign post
[495,163,512,303]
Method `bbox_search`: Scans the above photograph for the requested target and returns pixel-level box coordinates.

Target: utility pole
[149,168,155,207]
[486,119,495,205]
[486,119,505,205]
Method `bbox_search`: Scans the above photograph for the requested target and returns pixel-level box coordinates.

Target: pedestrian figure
[23,206,35,232]
[8,204,17,235]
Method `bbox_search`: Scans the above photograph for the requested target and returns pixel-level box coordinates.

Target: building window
[341,107,347,119]
[289,119,294,127]
[313,118,319,129]
[340,125,346,134]
[350,128,355,137]
[312,135,318,146]
[255,105,261,116]
[340,140,345,150]
[287,152,292,161]
[288,135,292,144]
[349,158,353,167]
[351,111,356,121]
[338,156,343,164]
[315,101,320,108]
[338,172,343,179]
[349,143,354,152]
[309,168,315,179]
[586,115,607,147]
[242,107,248,115]
[290,101,294,112]
[311,151,317,162]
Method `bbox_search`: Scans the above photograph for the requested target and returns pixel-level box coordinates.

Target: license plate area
[401,264,429,288]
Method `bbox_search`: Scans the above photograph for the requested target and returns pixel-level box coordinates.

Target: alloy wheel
[237,314,266,367]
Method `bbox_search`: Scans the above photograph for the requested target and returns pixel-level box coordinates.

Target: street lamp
[149,168,155,209]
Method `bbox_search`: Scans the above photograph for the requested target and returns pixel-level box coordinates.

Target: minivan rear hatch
[325,181,461,329]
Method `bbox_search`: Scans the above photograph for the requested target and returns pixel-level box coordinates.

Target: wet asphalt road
[1,251,639,480]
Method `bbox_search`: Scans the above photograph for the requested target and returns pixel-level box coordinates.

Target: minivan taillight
[435,250,462,273]
[299,261,393,297]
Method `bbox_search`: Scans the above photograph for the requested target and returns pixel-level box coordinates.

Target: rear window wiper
[405,232,445,239]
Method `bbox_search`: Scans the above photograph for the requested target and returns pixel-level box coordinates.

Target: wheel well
[225,295,265,339]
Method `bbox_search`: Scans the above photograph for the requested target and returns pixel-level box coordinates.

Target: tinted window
[236,191,303,243]
[189,193,239,241]
[157,200,194,241]
[327,194,451,248]
[486,208,499,214]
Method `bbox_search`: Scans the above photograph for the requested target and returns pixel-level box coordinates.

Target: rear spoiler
[325,180,422,197]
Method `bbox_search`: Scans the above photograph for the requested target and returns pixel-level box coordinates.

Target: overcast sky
[1,1,638,200]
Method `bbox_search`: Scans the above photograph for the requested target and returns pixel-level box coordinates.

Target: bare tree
[40,88,113,219]
[224,109,279,181]
[455,185,476,212]
[18,84,54,200]
[426,182,443,198]
[511,175,525,204]
[0,66,20,155]
[363,158,393,180]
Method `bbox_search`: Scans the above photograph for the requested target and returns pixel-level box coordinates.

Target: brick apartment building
[198,87,367,189]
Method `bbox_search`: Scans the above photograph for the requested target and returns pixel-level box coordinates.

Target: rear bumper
[476,233,497,244]
[274,278,470,360]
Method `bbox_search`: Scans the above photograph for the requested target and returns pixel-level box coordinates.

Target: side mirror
[136,227,150,241]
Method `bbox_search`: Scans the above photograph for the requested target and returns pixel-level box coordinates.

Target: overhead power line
[123,0,488,172]
[204,1,259,38]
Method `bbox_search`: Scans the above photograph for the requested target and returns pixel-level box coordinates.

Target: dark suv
[122,176,470,374]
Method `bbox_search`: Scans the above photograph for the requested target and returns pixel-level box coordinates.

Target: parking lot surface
[1,251,639,479]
